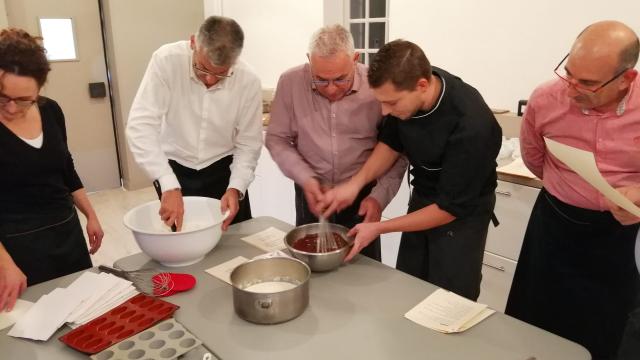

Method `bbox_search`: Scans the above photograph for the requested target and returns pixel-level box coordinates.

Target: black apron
[0,198,92,286]
[505,188,640,359]
[169,155,251,224]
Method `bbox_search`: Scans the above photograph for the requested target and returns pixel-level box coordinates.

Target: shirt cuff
[228,179,248,200]
[158,173,181,193]
[368,186,392,210]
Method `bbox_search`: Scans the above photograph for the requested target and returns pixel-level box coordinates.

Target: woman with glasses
[0,28,103,312]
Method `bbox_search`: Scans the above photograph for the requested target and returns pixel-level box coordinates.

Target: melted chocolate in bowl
[292,232,348,253]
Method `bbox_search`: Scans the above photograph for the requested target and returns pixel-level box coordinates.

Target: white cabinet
[478,251,518,312]
[380,216,402,268]
[248,146,296,224]
[485,180,539,261]
[479,179,539,311]
[382,170,411,219]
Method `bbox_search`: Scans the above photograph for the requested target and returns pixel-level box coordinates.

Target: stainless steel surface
[284,222,353,272]
[230,257,310,324]
[1,217,590,360]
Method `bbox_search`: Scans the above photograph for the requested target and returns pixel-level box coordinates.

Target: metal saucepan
[230,257,310,324]
[284,223,354,272]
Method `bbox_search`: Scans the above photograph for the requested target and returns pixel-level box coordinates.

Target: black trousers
[396,190,495,301]
[169,155,251,225]
[505,188,640,360]
[0,202,92,286]
[618,288,640,360]
[294,182,381,261]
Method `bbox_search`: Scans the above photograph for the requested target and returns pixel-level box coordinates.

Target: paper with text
[205,256,249,285]
[404,289,495,333]
[240,227,287,252]
[545,138,640,217]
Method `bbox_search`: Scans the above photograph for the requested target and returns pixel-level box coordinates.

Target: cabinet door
[485,181,539,261]
[248,146,296,224]
[380,221,401,268]
[478,251,517,312]
[382,170,410,219]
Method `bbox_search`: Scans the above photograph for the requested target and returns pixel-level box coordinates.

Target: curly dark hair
[0,28,51,88]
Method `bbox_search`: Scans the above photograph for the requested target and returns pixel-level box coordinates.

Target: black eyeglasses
[554,53,629,93]
[0,94,38,109]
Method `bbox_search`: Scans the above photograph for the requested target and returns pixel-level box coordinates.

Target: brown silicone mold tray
[59,293,179,354]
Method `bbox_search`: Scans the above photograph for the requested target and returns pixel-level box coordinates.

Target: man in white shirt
[127,16,263,231]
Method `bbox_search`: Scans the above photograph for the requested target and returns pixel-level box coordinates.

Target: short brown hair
[0,28,51,87]
[368,39,432,91]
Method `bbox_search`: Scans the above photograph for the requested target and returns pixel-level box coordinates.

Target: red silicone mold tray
[59,293,179,354]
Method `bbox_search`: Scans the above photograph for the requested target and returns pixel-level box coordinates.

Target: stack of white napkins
[404,289,495,333]
[8,271,138,341]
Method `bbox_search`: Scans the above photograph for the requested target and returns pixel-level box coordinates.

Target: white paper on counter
[240,227,287,252]
[205,256,249,285]
[0,299,33,331]
[252,250,292,260]
[9,288,82,341]
[404,289,495,333]
[545,138,640,217]
[497,157,537,179]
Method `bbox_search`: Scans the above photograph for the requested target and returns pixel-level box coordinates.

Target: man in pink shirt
[505,21,640,359]
[266,25,407,261]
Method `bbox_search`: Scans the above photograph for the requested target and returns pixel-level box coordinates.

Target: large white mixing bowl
[123,196,229,267]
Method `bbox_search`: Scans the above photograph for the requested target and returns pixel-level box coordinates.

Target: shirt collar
[411,71,446,119]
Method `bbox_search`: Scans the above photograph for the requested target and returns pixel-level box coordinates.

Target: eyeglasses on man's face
[311,76,353,88]
[0,93,37,109]
[554,53,629,93]
[192,63,233,80]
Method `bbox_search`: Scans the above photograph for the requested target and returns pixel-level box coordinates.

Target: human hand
[86,216,104,254]
[0,258,27,312]
[320,181,361,218]
[358,196,382,223]
[221,188,240,231]
[607,186,640,225]
[344,222,382,262]
[302,178,326,217]
[159,189,184,231]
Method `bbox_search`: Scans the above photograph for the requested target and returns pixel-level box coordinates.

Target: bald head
[572,20,639,72]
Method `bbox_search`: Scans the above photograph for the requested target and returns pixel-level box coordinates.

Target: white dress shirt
[126,41,263,195]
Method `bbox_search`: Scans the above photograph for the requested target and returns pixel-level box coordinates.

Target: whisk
[99,265,174,296]
[316,216,338,253]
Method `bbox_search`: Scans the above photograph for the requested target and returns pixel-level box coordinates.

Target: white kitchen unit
[478,180,540,312]
[248,146,296,225]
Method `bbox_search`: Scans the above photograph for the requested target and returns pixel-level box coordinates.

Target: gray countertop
[1,217,588,359]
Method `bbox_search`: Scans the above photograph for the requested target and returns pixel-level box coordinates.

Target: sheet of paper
[404,289,492,333]
[66,272,128,323]
[0,299,33,331]
[205,256,249,285]
[240,227,287,252]
[252,250,292,260]
[497,157,537,179]
[545,138,640,217]
[9,288,82,341]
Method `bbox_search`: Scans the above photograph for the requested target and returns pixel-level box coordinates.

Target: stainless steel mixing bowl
[284,223,354,272]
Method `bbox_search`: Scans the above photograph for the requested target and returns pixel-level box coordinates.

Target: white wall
[389,0,640,112]
[204,0,323,89]
[0,0,7,28]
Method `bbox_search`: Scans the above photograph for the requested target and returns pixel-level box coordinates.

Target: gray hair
[196,16,244,67]
[308,24,355,57]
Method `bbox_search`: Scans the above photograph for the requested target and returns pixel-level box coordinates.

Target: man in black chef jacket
[321,40,502,300]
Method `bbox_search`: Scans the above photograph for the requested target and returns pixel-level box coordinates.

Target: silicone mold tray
[59,293,179,354]
[90,318,202,360]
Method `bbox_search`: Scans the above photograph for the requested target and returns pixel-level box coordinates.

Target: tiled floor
[81,186,157,266]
